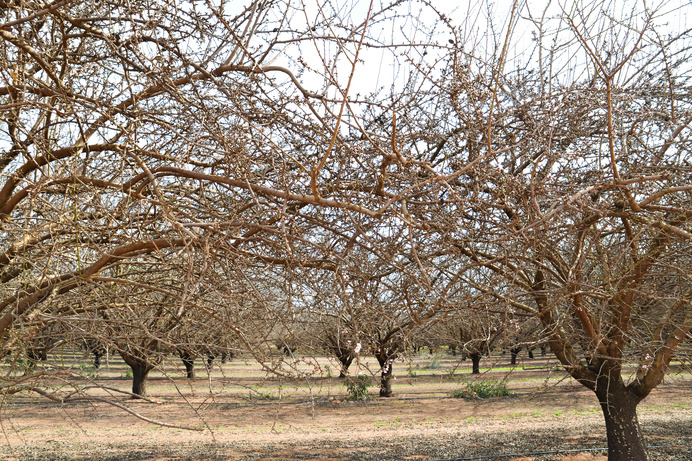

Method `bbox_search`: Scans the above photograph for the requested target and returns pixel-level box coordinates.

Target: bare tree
[417,2,692,458]
[436,307,503,375]
[0,0,445,393]
[2,1,689,458]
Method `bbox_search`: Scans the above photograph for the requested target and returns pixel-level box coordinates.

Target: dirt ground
[1,356,690,460]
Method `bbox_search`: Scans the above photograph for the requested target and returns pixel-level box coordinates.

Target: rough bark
[324,338,355,378]
[533,267,652,460]
[83,341,105,369]
[93,350,103,369]
[595,380,648,460]
[130,364,152,397]
[338,353,354,378]
[378,360,393,397]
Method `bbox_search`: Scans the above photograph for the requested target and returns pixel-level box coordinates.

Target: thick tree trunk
[325,343,355,378]
[596,385,648,460]
[379,360,393,397]
[470,352,481,374]
[93,350,103,369]
[205,354,215,372]
[375,351,395,397]
[338,353,353,378]
[532,267,650,460]
[183,358,195,378]
[130,364,152,396]
[178,350,195,379]
[120,351,156,398]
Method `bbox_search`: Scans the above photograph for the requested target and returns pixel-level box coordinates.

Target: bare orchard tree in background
[0,0,445,394]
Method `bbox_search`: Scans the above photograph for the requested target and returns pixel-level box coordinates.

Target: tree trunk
[179,350,195,379]
[375,351,395,397]
[120,351,156,398]
[470,352,481,374]
[596,385,648,460]
[131,364,152,397]
[379,360,393,397]
[205,354,215,372]
[338,353,353,378]
[510,348,520,365]
[24,349,46,374]
[532,267,651,460]
[28,349,47,367]
[93,350,103,369]
[183,358,195,378]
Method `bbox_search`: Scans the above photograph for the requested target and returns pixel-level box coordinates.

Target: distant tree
[320,324,358,378]
[502,317,547,365]
[438,308,502,374]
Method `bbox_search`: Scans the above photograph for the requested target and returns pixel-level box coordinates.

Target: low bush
[452,378,511,399]
[345,374,370,401]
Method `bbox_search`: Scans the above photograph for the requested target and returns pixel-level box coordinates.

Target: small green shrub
[345,374,370,401]
[452,379,511,399]
[429,355,441,369]
[78,363,96,378]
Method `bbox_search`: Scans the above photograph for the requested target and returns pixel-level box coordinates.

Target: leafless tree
[1,1,689,458]
[0,0,445,392]
[434,306,504,374]
[417,1,692,458]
